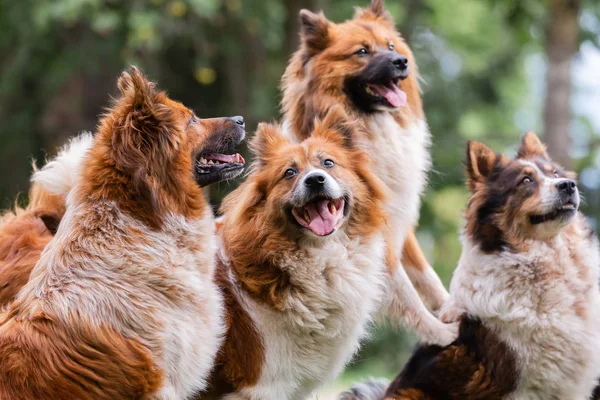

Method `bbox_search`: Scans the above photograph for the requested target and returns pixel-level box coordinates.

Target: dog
[0,133,93,309]
[199,107,392,399]
[281,0,455,345]
[0,66,246,400]
[341,132,600,400]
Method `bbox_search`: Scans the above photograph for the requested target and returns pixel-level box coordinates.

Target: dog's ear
[355,0,393,23]
[517,131,549,160]
[111,66,179,174]
[466,140,503,190]
[299,10,330,56]
[250,122,289,163]
[313,105,356,148]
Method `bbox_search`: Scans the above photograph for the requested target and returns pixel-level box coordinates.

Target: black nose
[392,55,408,71]
[556,179,576,195]
[304,172,327,189]
[231,116,245,127]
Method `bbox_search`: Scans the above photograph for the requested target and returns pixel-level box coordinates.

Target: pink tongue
[370,83,407,108]
[305,199,337,236]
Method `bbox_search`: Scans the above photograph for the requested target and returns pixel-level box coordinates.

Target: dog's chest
[360,115,431,240]
[245,237,386,399]
[458,239,600,399]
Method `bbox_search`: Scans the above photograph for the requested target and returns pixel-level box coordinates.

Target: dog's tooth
[304,209,311,224]
[200,157,207,164]
[208,160,214,165]
[328,201,335,214]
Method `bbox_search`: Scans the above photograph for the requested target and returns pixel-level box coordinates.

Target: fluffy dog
[281,0,454,344]
[343,132,600,400]
[0,67,246,400]
[200,107,390,399]
[0,133,93,308]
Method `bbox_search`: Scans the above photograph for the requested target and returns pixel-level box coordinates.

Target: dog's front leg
[401,229,450,314]
[380,245,458,346]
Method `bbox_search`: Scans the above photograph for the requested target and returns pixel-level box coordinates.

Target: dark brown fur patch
[200,258,265,397]
[385,317,518,400]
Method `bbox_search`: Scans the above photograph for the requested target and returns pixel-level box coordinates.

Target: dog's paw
[422,320,459,347]
[338,377,389,400]
[439,301,463,324]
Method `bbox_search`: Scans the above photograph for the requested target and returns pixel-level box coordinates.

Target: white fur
[360,115,453,341]
[220,233,388,400]
[443,216,600,400]
[31,132,94,196]
[18,195,224,399]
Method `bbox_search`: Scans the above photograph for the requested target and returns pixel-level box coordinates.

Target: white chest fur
[235,234,387,400]
[450,233,600,400]
[360,115,431,250]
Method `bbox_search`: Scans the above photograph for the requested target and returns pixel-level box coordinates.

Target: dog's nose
[231,116,245,127]
[556,179,576,195]
[392,55,408,71]
[304,172,327,189]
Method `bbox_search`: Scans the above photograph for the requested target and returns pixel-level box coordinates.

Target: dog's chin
[289,196,349,238]
[344,74,408,114]
[194,153,245,187]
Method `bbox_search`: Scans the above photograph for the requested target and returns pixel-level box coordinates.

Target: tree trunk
[543,0,580,169]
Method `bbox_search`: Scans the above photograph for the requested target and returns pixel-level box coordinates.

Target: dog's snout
[304,172,327,189]
[231,116,245,127]
[556,179,576,195]
[392,55,408,71]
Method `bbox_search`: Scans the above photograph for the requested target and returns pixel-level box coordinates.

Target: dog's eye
[355,47,369,56]
[553,170,560,178]
[322,159,335,168]
[190,115,198,124]
[521,177,533,185]
[284,168,298,179]
[388,43,395,51]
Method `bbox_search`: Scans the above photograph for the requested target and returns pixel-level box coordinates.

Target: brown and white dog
[342,132,600,400]
[200,107,390,399]
[0,134,93,308]
[281,0,455,344]
[0,67,246,400]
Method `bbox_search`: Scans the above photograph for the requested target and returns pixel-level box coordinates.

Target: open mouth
[363,78,407,108]
[195,152,246,187]
[530,200,577,225]
[291,197,346,236]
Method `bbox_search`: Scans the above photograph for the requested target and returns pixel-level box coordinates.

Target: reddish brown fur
[202,107,388,395]
[0,183,65,308]
[0,310,162,400]
[202,258,265,396]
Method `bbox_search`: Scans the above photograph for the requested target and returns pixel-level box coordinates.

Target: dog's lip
[530,201,578,225]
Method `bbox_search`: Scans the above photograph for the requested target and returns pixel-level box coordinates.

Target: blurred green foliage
[1,0,599,387]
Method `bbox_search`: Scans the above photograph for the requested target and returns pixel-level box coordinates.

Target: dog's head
[87,67,245,225]
[283,0,422,128]
[222,106,387,242]
[465,132,580,251]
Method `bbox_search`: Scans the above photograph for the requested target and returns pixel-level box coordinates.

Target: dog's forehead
[336,18,397,44]
[162,97,192,116]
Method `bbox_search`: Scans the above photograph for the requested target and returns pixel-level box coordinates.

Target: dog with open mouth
[281,0,455,346]
[0,67,246,400]
[341,132,600,400]
[199,107,390,399]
